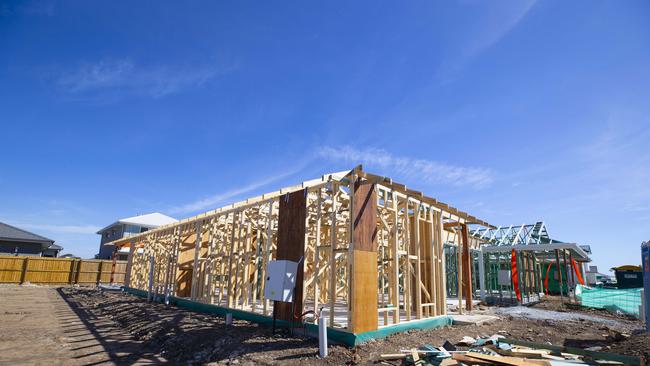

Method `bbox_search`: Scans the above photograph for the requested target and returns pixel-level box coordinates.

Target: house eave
[0,237,54,245]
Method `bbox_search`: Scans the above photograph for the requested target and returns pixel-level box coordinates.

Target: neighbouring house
[0,222,63,257]
[472,221,592,302]
[96,213,177,260]
[584,265,610,286]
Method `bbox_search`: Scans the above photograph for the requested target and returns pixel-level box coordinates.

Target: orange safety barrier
[544,261,553,295]
[511,249,521,301]
[571,259,585,285]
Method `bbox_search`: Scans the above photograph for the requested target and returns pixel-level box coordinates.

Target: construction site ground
[0,285,647,365]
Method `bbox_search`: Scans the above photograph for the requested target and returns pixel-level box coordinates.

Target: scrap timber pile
[380,335,643,366]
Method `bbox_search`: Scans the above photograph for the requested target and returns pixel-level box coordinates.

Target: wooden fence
[0,256,127,285]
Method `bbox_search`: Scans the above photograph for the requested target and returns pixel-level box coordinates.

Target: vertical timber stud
[555,249,564,304]
[461,224,473,311]
[125,240,135,287]
[350,175,378,334]
[262,200,274,315]
[391,191,399,324]
[437,212,447,315]
[562,250,570,302]
[328,183,338,327]
[274,189,307,322]
[414,203,423,319]
[97,261,104,285]
[191,221,202,301]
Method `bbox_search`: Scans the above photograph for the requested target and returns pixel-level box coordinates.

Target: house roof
[96,212,178,234]
[612,265,641,271]
[0,222,54,244]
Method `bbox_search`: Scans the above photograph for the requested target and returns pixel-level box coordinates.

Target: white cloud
[57,59,229,99]
[169,169,303,214]
[437,0,537,82]
[7,222,101,234]
[462,0,537,60]
[317,146,493,188]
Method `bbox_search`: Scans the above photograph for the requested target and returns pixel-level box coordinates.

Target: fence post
[97,261,103,285]
[19,257,29,284]
[68,259,76,285]
[75,260,82,284]
[110,247,118,285]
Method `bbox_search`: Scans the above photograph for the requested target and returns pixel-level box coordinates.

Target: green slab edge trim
[123,287,290,326]
[352,316,453,345]
[123,287,451,346]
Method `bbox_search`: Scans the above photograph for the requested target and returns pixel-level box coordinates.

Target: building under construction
[109,166,590,343]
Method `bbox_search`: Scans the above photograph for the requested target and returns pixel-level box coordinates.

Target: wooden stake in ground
[461,223,472,311]
[554,249,564,304]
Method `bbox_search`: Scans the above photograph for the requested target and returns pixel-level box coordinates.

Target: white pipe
[478,247,486,301]
[318,316,328,358]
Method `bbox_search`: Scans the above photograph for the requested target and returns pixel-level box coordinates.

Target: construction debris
[457,336,477,346]
[380,336,642,366]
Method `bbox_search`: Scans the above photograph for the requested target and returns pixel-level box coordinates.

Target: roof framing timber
[110,165,494,248]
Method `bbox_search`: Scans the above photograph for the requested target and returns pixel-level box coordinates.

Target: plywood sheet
[351,250,378,333]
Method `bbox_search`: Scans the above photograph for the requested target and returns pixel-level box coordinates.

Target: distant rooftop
[96,213,178,234]
[0,222,54,244]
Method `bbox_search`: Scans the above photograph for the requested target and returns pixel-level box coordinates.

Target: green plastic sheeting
[541,263,569,295]
[575,284,642,317]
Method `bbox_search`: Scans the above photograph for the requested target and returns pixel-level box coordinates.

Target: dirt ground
[0,285,647,365]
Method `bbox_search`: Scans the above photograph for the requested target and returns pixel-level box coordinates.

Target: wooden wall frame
[111,166,493,334]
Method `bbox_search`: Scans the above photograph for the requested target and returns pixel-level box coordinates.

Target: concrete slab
[451,314,499,325]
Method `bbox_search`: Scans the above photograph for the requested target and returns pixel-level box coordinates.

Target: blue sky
[1,1,649,272]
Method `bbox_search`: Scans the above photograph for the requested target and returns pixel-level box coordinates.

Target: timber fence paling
[0,256,127,285]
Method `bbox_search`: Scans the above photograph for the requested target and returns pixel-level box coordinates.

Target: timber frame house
[110,166,494,336]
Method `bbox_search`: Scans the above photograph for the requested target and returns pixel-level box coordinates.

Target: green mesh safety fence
[575,284,642,317]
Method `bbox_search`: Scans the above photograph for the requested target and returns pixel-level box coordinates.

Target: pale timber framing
[111,166,493,334]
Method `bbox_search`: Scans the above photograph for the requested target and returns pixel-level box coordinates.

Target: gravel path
[495,306,638,329]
